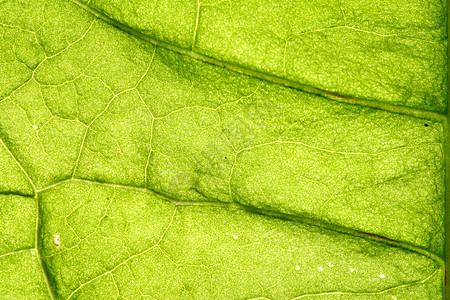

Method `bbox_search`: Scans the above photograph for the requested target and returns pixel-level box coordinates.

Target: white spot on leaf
[380,274,385,278]
[318,267,323,271]
[295,265,300,270]
[53,235,60,248]
[32,125,38,130]
[233,235,238,239]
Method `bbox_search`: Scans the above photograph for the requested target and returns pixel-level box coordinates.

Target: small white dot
[328,263,334,267]
[349,268,355,272]
[391,296,397,300]
[295,265,300,270]
[380,274,385,278]
[318,267,323,271]
[32,125,38,130]
[53,234,60,248]
[232,235,238,239]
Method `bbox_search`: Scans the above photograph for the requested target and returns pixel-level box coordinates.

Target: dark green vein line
[35,194,55,299]
[0,191,34,197]
[444,12,449,294]
[68,0,446,122]
[444,112,449,297]
[37,177,445,270]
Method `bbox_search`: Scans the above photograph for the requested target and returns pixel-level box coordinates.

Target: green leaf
[77,0,448,113]
[0,0,446,299]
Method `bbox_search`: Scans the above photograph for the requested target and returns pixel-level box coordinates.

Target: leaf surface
[77,0,448,112]
[0,0,447,299]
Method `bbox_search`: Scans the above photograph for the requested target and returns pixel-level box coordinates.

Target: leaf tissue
[0,0,447,299]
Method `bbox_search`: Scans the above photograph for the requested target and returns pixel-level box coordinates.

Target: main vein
[68,0,446,122]
[36,177,446,270]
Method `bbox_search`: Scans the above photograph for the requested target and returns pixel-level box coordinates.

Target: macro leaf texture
[0,0,447,299]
